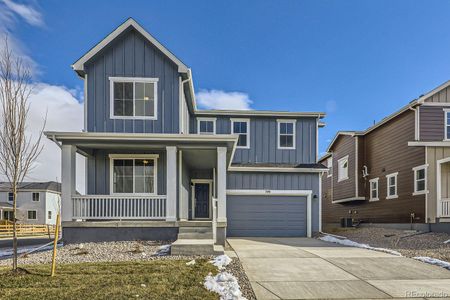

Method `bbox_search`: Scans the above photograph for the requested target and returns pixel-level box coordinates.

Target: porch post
[217,147,227,222]
[166,146,177,221]
[61,144,76,222]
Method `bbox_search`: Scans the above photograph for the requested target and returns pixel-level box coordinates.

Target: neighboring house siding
[87,150,166,195]
[423,85,450,103]
[227,172,320,232]
[419,106,449,141]
[85,28,180,133]
[331,135,356,200]
[426,146,450,223]
[192,116,317,164]
[322,110,426,224]
[357,136,366,198]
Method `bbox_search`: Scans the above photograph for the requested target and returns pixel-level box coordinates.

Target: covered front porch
[46,132,237,245]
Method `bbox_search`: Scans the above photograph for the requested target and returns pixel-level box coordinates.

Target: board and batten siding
[87,150,166,195]
[191,116,317,164]
[227,172,320,232]
[419,105,450,141]
[85,27,180,133]
[426,146,450,223]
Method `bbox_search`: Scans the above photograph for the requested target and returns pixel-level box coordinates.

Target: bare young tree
[0,36,46,272]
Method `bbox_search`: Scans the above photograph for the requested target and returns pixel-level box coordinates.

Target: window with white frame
[110,155,158,194]
[231,119,250,148]
[413,165,427,194]
[27,210,37,220]
[386,172,398,199]
[110,77,158,119]
[8,192,13,202]
[32,192,39,202]
[277,120,296,149]
[445,110,450,140]
[197,118,216,135]
[327,157,333,177]
[48,211,52,220]
[337,156,349,182]
[369,178,379,201]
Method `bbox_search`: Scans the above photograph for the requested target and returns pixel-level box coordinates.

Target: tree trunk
[12,185,18,271]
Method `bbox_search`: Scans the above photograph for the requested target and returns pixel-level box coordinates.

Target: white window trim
[27,210,37,220]
[109,77,158,120]
[277,119,296,150]
[327,157,333,178]
[231,118,250,149]
[32,192,40,202]
[412,164,428,195]
[369,177,379,202]
[197,117,216,135]
[109,154,159,196]
[386,172,399,199]
[444,109,450,141]
[337,155,349,182]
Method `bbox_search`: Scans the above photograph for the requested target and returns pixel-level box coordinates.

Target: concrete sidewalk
[227,237,450,300]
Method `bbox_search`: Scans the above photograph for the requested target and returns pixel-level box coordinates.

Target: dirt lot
[328,227,450,262]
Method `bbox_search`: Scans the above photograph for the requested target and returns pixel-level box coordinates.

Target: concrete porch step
[171,239,224,256]
[178,226,212,234]
[177,232,213,239]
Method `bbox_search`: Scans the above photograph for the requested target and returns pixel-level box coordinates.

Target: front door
[194,183,210,219]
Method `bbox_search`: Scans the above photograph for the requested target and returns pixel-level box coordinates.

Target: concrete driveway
[227,237,450,299]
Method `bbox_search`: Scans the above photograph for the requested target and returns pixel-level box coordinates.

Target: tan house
[320,80,450,232]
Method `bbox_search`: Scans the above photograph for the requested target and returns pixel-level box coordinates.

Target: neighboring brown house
[320,81,450,232]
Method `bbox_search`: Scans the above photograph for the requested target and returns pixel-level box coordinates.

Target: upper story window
[8,192,13,202]
[231,118,250,149]
[277,120,296,149]
[386,172,398,199]
[337,155,349,182]
[32,192,39,202]
[369,178,379,201]
[413,165,427,195]
[445,109,450,140]
[109,77,158,120]
[198,118,216,135]
[110,154,158,195]
[327,157,333,177]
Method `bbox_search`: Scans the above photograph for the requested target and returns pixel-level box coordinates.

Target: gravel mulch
[329,227,450,262]
[0,240,214,266]
[225,257,256,300]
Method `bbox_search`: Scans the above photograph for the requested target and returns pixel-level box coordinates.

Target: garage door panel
[227,195,307,237]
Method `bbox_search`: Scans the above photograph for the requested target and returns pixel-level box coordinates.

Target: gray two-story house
[46,18,326,254]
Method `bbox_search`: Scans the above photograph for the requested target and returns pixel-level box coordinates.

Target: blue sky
[3,0,450,157]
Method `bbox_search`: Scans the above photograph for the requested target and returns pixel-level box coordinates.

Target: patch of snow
[413,256,450,270]
[210,255,232,269]
[319,235,402,256]
[0,243,61,259]
[154,244,170,256]
[140,284,146,288]
[204,271,247,300]
[444,239,450,244]
[186,259,196,266]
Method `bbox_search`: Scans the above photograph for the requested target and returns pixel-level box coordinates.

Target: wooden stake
[51,214,60,277]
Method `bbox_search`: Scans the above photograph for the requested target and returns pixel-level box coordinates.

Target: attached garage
[226,190,312,237]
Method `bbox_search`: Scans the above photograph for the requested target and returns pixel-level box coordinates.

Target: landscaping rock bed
[328,227,450,262]
[225,257,256,300]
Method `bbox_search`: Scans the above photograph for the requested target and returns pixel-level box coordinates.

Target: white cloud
[196,89,253,110]
[1,0,44,27]
[25,84,85,193]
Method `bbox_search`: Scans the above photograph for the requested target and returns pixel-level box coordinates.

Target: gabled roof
[0,182,61,193]
[325,131,361,153]
[195,109,325,119]
[72,18,189,76]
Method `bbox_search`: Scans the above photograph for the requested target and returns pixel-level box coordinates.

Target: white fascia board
[226,189,312,196]
[228,167,328,173]
[408,141,450,147]
[195,110,325,118]
[72,18,189,75]
[331,197,366,204]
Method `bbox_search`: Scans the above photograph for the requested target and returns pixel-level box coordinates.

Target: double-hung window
[413,165,427,195]
[110,155,158,195]
[198,118,216,135]
[386,172,398,199]
[369,178,379,201]
[27,210,37,220]
[277,120,296,149]
[327,157,333,177]
[231,119,250,148]
[337,156,349,182]
[110,77,158,119]
[445,109,450,140]
[32,192,39,202]
[8,192,13,202]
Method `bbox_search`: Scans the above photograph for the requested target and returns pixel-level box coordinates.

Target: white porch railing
[72,195,167,220]
[441,198,450,218]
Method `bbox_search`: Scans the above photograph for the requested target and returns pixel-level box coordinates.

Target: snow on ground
[319,235,402,256]
[155,244,171,256]
[0,244,60,259]
[444,239,450,244]
[204,255,247,300]
[413,256,450,270]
